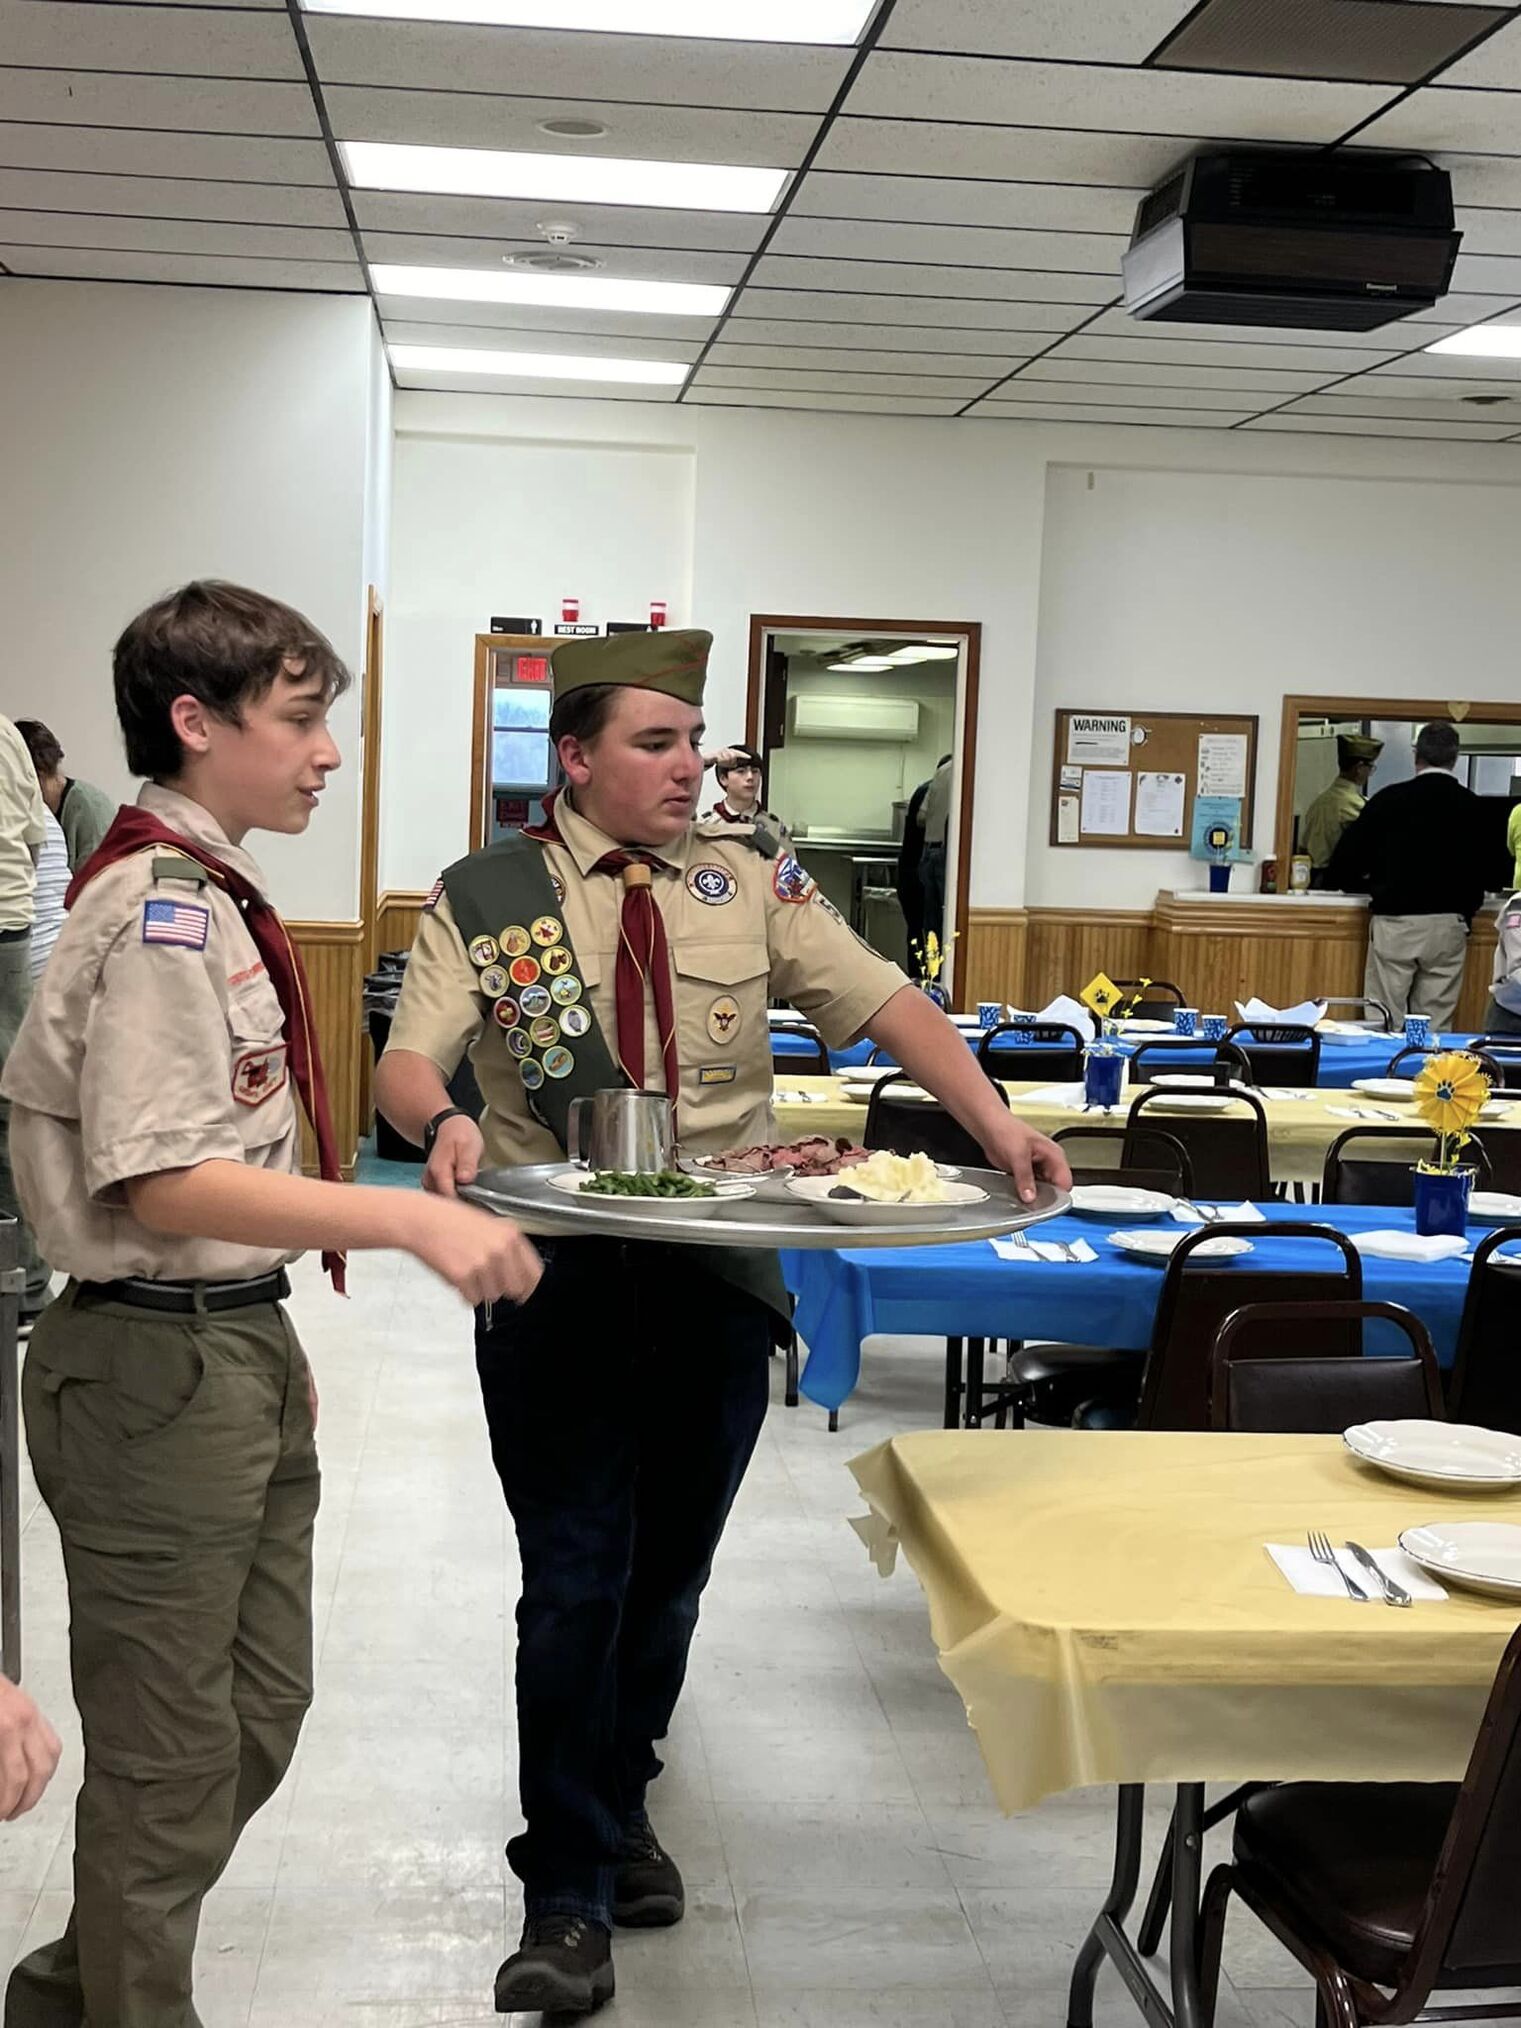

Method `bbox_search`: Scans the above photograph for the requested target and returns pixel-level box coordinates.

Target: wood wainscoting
[960,909,1028,1010]
[288,919,366,1178]
[378,888,430,959]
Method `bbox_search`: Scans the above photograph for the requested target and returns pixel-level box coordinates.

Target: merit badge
[141,898,210,950]
[687,863,737,907]
[506,1027,532,1060]
[478,963,508,999]
[493,996,520,1030]
[519,1058,545,1092]
[530,914,562,947]
[772,855,815,905]
[541,945,573,977]
[550,872,566,904]
[500,925,532,959]
[707,995,741,1043]
[518,983,552,1019]
[699,1065,737,1086]
[232,1044,288,1107]
[509,955,541,988]
[530,1014,560,1049]
[559,1004,591,1039]
[550,973,582,1007]
[468,935,498,969]
[543,1044,575,1080]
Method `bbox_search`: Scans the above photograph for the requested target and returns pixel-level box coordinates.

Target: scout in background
[13,721,117,876]
[375,628,1068,2020]
[1302,731,1381,884]
[1486,886,1521,1035]
[1,581,541,2028]
[0,711,50,1327]
[704,741,791,854]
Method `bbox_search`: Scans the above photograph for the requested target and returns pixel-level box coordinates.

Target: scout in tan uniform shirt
[1,580,540,2028]
[376,627,1067,2021]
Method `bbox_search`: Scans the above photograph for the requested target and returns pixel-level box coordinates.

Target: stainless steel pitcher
[568,1089,674,1173]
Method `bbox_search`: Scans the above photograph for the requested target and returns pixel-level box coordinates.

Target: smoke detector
[503,220,603,274]
[538,116,607,138]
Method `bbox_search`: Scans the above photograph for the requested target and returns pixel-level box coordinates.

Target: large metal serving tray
[461,1164,1069,1250]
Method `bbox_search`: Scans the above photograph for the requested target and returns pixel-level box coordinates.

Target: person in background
[704,743,790,854]
[1303,732,1382,884]
[1487,885,1521,1036]
[1329,720,1489,1031]
[1507,797,1521,891]
[24,807,68,979]
[917,752,954,953]
[14,720,116,873]
[0,710,50,1326]
[895,755,947,960]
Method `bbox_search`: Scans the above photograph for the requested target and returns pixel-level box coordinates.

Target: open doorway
[744,614,981,1001]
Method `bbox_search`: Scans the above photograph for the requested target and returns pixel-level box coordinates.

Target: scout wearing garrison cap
[376,626,1067,2019]
[1303,732,1383,882]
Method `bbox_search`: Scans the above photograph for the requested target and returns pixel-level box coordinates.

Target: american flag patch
[424,877,444,913]
[141,898,209,949]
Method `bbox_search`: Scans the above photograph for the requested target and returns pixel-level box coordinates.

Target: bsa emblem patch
[707,995,742,1043]
[232,1045,288,1108]
[687,863,737,906]
[772,855,815,905]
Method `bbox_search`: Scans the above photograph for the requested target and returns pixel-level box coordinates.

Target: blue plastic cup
[1084,1048,1126,1109]
[1404,1014,1433,1050]
[1201,1014,1228,1043]
[1173,1007,1199,1038]
[977,1001,1001,1030]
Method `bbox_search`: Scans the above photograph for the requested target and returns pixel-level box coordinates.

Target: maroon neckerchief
[69,807,348,1293]
[523,790,680,1102]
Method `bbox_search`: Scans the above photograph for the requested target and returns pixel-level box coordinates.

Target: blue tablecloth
[782,1201,1502,1413]
[771,1026,1477,1086]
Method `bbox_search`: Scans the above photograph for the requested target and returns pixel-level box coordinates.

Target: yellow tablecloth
[850,1430,1521,1813]
[774,1075,1519,1188]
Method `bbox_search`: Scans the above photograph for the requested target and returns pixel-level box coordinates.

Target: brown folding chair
[1210,1299,1444,1432]
[1227,1022,1322,1089]
[770,1021,830,1077]
[1112,978,1187,1018]
[864,1070,1007,1170]
[1052,1124,1194,1196]
[1126,1085,1271,1200]
[1200,1622,1521,2028]
[1321,1127,1493,1207]
[1448,1223,1521,1433]
[977,1021,1087,1082]
[1130,1038,1253,1087]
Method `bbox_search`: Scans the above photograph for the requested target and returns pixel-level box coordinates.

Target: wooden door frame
[745,611,982,1006]
[1275,691,1521,862]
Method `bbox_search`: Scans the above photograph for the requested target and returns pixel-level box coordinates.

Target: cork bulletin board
[1049,709,1259,852]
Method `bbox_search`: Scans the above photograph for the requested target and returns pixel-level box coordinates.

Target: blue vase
[920,982,949,1011]
[1413,1165,1475,1238]
[1083,1048,1126,1110]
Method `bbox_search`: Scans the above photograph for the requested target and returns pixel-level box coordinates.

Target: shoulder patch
[141,897,210,950]
[772,855,816,905]
[151,853,207,887]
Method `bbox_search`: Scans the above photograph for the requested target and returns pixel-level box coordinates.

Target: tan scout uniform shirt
[0,711,47,931]
[386,795,908,1165]
[1301,776,1366,872]
[1,783,301,1281]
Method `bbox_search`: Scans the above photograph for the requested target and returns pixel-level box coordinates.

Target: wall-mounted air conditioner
[791,694,920,742]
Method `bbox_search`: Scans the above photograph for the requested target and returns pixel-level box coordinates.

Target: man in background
[916,753,953,953]
[15,720,116,872]
[0,711,50,1323]
[1330,720,1490,1030]
[895,754,947,960]
[1303,732,1381,884]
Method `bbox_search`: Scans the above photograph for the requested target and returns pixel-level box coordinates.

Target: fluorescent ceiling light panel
[341,140,785,213]
[371,263,727,317]
[306,0,875,43]
[826,658,895,672]
[881,644,959,664]
[390,343,688,383]
[1427,323,1521,359]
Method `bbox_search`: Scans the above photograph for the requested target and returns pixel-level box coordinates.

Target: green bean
[580,1170,716,1200]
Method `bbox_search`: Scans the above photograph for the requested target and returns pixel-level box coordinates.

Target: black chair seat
[1005,1342,1143,1387]
[1234,1781,1456,1987]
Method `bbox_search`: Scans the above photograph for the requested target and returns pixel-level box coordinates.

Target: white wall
[0,279,378,917]
[769,665,955,837]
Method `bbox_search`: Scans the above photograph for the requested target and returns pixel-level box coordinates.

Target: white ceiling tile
[380,319,702,363]
[732,287,1085,331]
[1351,363,1521,391]
[0,245,364,288]
[709,340,1027,374]
[1245,412,1518,440]
[820,118,1197,186]
[80,0,285,7]
[976,401,1248,426]
[768,215,1125,273]
[694,364,994,396]
[1023,354,1332,392]
[1408,288,1521,321]
[362,231,745,283]
[351,189,764,254]
[393,370,678,401]
[0,209,354,258]
[1048,334,1350,376]
[306,16,851,110]
[971,377,1264,409]
[1357,84,1521,154]
[1288,390,1521,423]
[1453,250,1521,292]
[1431,16,1521,85]
[325,86,816,166]
[723,315,1054,350]
[0,68,319,136]
[0,1,304,78]
[0,123,335,184]
[684,387,966,413]
[0,168,346,226]
[793,170,1141,235]
[1442,156,1521,208]
[882,0,1200,63]
[1079,305,1419,351]
[1457,208,1521,256]
[373,295,716,340]
[747,253,1118,302]
[845,52,1398,142]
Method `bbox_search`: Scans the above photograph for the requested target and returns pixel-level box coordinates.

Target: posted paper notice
[1135,770,1186,838]
[1080,769,1132,837]
[1057,794,1080,844]
[1197,732,1248,799]
[1067,714,1131,768]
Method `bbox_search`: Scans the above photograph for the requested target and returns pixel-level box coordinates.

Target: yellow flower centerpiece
[911,929,956,1009]
[1410,1049,1490,1234]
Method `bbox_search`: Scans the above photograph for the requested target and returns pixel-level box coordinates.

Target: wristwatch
[423,1105,473,1156]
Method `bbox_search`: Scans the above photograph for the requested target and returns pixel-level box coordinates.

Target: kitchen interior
[761,630,962,971]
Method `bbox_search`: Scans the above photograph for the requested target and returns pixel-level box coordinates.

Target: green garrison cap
[1338,733,1383,765]
[551,628,711,706]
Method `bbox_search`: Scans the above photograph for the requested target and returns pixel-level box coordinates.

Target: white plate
[548,1169,755,1217]
[1151,1072,1217,1089]
[1117,1018,1176,1035]
[681,1158,797,1201]
[1399,1521,1521,1599]
[785,1174,989,1225]
[1069,1185,1176,1221]
[1469,1193,1521,1225]
[1146,1092,1244,1114]
[1344,1419,1521,1489]
[1108,1229,1254,1263]
[840,1080,934,1104]
[1481,1100,1513,1121]
[836,1065,897,1084]
[1352,1078,1417,1102]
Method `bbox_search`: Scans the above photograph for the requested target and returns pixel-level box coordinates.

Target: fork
[1308,1528,1369,1602]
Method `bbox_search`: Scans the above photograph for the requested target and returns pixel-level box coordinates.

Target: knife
[1345,1541,1412,1608]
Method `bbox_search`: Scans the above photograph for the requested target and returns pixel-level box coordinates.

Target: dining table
[849,1427,1521,2028]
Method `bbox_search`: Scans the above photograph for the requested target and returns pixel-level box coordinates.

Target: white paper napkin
[1170,1201,1267,1226]
[997,995,1098,1040]
[1019,1083,1105,1112]
[1351,1229,1469,1264]
[1326,1105,1408,1124]
[989,1235,1098,1262]
[1235,997,1328,1028]
[1267,1543,1447,1600]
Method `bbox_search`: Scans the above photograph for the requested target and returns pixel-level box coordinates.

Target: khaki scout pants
[1365,913,1470,1031]
[8,1288,319,2028]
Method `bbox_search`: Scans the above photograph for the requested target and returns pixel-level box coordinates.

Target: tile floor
[0,1227,1453,2025]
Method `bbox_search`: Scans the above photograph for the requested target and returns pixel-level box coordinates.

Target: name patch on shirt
[142,898,209,950]
[699,1065,737,1085]
[232,1045,288,1108]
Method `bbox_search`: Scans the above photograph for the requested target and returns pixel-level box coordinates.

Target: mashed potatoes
[837,1150,950,1204]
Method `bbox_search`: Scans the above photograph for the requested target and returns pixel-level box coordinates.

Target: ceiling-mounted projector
[1121,149,1461,332]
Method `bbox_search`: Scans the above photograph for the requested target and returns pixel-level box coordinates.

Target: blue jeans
[475,1239,771,1928]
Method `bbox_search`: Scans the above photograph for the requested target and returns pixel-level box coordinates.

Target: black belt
[0,927,29,945]
[75,1270,291,1315]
